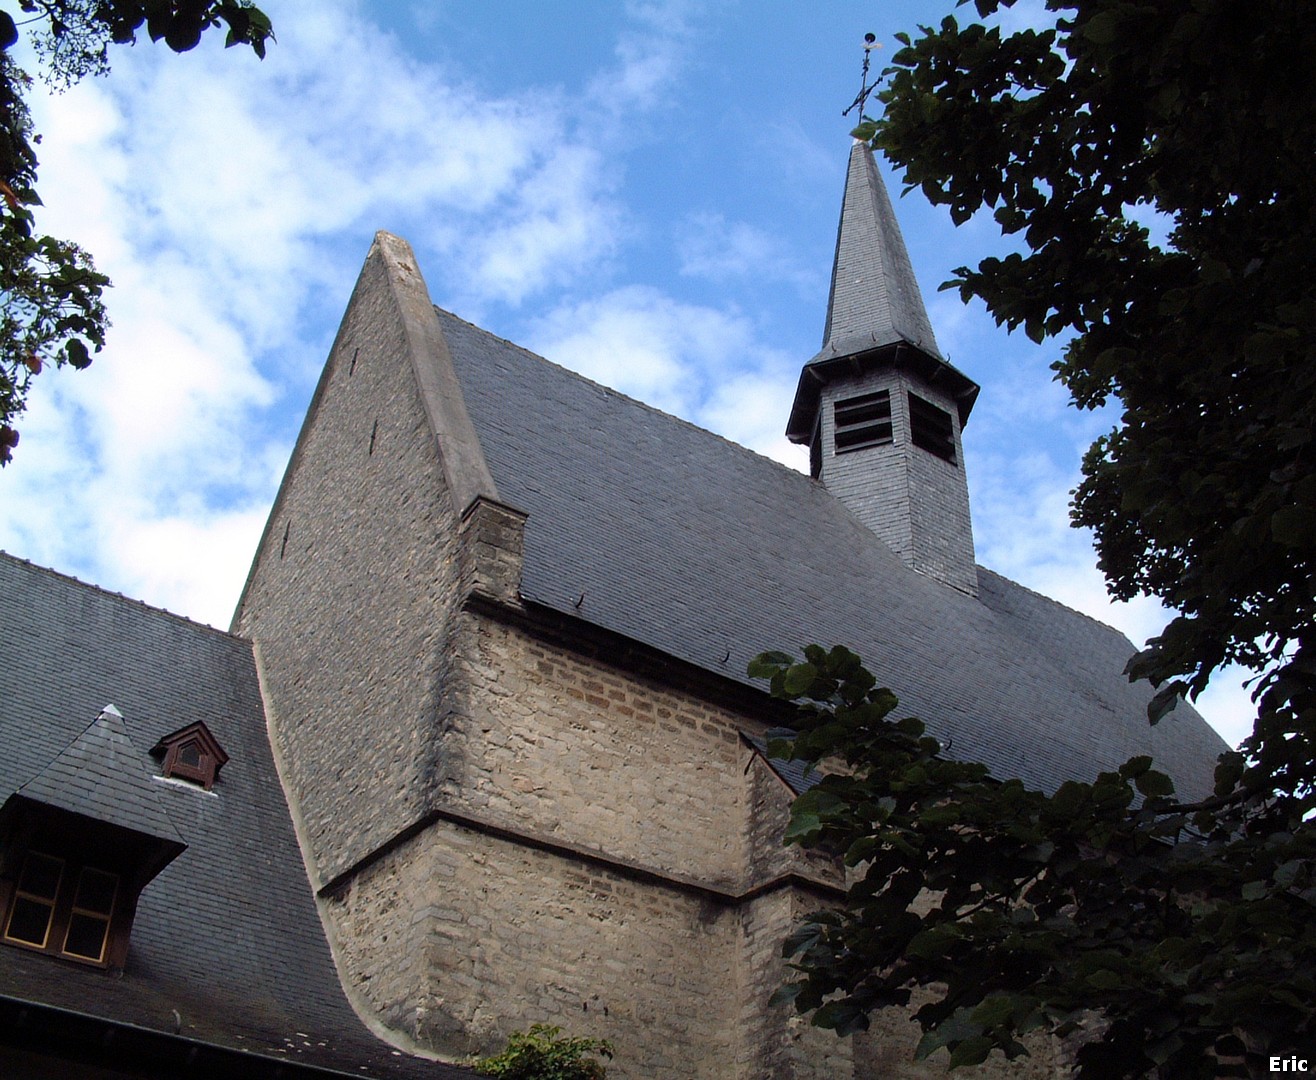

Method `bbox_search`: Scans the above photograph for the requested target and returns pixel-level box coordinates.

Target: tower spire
[819,139,942,364]
[785,62,981,595]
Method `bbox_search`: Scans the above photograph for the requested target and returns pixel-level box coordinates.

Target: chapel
[0,137,1228,1079]
[229,138,1227,1078]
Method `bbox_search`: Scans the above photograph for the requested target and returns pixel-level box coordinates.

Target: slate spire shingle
[785,140,981,594]
[817,139,941,364]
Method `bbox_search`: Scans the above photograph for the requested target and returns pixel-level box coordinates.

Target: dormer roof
[13,705,184,852]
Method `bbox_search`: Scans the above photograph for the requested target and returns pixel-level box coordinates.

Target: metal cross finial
[843,32,881,119]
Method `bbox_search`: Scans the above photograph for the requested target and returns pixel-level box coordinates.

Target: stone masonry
[233,234,1065,1078]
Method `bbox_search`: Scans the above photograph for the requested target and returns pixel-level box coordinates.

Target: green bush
[473,1024,614,1080]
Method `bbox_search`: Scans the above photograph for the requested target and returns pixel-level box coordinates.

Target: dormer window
[151,722,228,791]
[3,851,119,964]
[1,706,186,970]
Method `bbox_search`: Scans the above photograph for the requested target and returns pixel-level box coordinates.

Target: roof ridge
[975,563,1136,642]
[433,306,818,488]
[0,551,250,645]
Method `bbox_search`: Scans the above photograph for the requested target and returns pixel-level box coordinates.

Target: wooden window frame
[152,722,228,791]
[2,849,121,967]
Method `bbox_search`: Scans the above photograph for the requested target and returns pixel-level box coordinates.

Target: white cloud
[992,0,1055,35]
[462,144,621,306]
[587,0,696,115]
[676,212,813,293]
[528,286,734,414]
[698,369,808,470]
[0,0,653,624]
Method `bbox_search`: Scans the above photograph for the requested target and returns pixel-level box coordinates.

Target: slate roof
[437,308,1228,803]
[742,735,823,796]
[0,553,467,1078]
[15,706,184,850]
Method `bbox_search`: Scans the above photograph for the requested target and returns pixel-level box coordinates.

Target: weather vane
[843,33,882,120]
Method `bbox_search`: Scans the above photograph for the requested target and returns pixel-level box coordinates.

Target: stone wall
[324,816,740,1076]
[438,615,752,890]
[232,240,466,886]
[302,593,854,1078]
[234,237,1058,1079]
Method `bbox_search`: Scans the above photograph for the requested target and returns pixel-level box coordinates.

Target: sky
[0,0,1253,746]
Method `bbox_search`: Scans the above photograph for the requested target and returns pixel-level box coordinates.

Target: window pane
[63,912,110,961]
[6,896,54,946]
[178,741,202,768]
[18,853,63,900]
[74,868,118,915]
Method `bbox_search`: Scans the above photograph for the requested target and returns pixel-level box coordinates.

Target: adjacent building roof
[0,553,467,1078]
[435,307,1227,802]
[14,706,185,853]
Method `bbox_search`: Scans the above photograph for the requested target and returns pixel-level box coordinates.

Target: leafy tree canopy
[753,646,1314,1078]
[0,0,272,463]
[757,0,1315,1074]
[474,1024,614,1080]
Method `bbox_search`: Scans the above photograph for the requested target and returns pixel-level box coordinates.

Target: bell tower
[787,140,980,595]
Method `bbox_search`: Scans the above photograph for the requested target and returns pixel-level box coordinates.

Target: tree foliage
[474,1024,614,1080]
[752,645,1315,1078]
[859,0,1316,794]
[757,0,1316,1070]
[0,0,272,463]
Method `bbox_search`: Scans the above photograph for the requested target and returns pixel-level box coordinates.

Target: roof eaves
[0,994,472,1080]
[786,340,981,441]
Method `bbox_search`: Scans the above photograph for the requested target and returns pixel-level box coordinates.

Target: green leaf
[1120,755,1153,779]
[1271,506,1316,548]
[1213,752,1245,797]
[971,994,1017,1029]
[948,1036,994,1067]
[784,810,821,843]
[1082,11,1122,44]
[1086,969,1123,991]
[1147,682,1184,725]
[65,338,92,369]
[782,662,820,697]
[1135,769,1175,799]
[747,651,792,679]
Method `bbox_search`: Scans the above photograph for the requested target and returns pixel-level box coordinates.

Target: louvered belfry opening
[908,391,956,464]
[834,390,893,453]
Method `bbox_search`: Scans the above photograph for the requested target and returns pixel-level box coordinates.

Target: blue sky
[0,0,1251,745]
